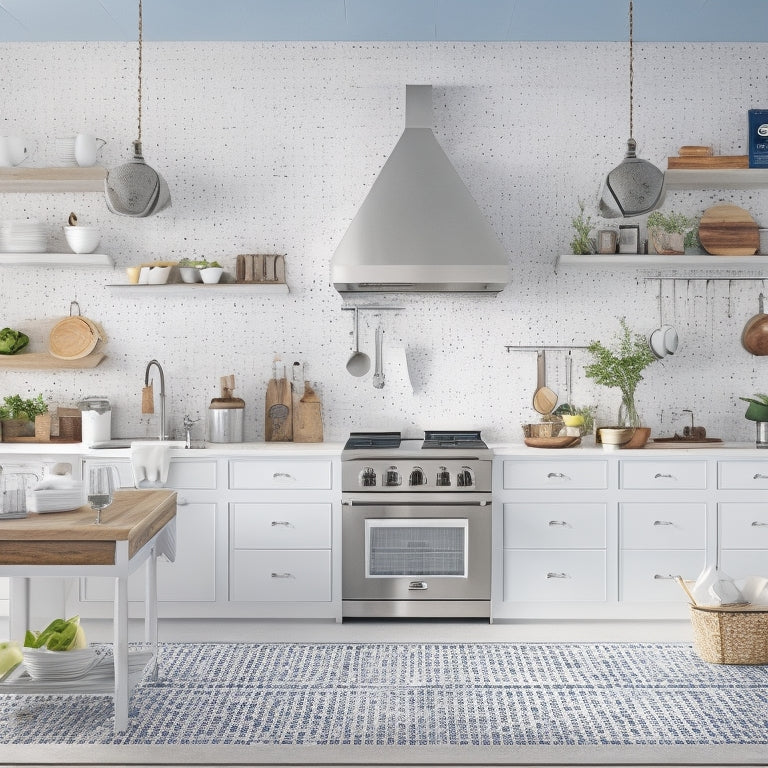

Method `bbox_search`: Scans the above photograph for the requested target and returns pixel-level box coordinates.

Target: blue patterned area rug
[1,642,767,747]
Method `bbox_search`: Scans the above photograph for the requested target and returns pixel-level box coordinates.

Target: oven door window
[364,519,468,578]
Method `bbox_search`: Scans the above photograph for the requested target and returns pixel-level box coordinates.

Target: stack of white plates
[23,647,98,680]
[54,136,77,167]
[0,220,47,253]
[26,486,84,513]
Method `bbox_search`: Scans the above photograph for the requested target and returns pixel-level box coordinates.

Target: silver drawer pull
[270,572,295,579]
[546,472,571,480]
[654,473,675,480]
[653,573,675,580]
[546,572,570,579]
[754,473,768,480]
[409,581,428,590]
[548,520,569,527]
[273,472,295,480]
[653,520,674,526]
[751,521,768,527]
[271,520,292,527]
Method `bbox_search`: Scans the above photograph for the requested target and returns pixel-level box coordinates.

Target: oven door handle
[341,499,489,507]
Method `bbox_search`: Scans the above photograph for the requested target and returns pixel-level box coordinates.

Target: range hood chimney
[331,85,509,293]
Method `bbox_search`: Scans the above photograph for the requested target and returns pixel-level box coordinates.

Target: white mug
[74,133,106,167]
[0,134,31,167]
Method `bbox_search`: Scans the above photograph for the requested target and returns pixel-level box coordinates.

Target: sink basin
[90,439,190,449]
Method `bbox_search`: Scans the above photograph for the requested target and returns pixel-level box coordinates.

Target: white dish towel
[130,441,171,488]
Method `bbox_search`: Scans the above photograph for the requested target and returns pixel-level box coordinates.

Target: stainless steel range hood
[331,85,509,293]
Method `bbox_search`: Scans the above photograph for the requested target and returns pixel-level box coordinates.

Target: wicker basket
[690,604,768,665]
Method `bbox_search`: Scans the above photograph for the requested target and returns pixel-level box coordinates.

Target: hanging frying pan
[742,293,768,356]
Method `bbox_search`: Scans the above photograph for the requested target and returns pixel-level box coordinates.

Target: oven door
[342,503,490,602]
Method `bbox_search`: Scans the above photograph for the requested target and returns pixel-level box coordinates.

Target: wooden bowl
[524,436,581,449]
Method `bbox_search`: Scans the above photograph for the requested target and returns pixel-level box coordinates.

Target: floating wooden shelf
[0,166,107,192]
[0,351,105,370]
[663,168,768,190]
[555,253,768,279]
[0,253,113,266]
[107,283,290,295]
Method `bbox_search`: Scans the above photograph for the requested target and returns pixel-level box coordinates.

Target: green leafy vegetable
[0,327,29,355]
[0,394,48,421]
[23,615,86,651]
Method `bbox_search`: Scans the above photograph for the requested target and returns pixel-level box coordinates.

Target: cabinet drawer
[620,503,706,549]
[232,503,331,549]
[620,460,707,490]
[503,550,606,602]
[719,550,768,580]
[502,460,608,490]
[720,503,768,548]
[230,459,332,490]
[231,549,331,602]
[620,550,704,602]
[167,460,217,490]
[503,503,606,549]
[718,461,768,489]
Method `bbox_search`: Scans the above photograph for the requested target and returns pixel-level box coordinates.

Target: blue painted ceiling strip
[0,0,766,42]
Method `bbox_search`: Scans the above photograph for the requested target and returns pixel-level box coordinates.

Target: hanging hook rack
[504,345,590,352]
[341,306,404,313]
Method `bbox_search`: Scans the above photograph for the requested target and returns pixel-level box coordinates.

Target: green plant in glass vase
[584,318,656,430]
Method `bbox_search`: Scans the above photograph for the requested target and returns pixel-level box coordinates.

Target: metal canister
[207,398,244,443]
[77,396,112,447]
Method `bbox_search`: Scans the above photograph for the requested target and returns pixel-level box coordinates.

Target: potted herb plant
[647,211,698,255]
[570,199,594,255]
[0,394,48,441]
[584,318,657,446]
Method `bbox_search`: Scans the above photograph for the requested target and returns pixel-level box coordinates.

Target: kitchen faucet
[144,359,167,440]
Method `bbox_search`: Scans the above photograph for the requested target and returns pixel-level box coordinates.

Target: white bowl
[63,225,100,254]
[199,266,223,284]
[146,266,172,284]
[23,647,97,680]
[179,266,201,283]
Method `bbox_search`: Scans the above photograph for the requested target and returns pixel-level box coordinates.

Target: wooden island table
[0,488,176,733]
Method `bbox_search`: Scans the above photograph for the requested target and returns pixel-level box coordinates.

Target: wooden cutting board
[293,382,323,443]
[698,204,759,256]
[265,375,292,441]
[48,316,99,359]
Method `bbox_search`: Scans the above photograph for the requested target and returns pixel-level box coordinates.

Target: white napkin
[130,441,171,488]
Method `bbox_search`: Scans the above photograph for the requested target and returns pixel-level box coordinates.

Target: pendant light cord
[137,0,143,145]
[628,0,634,139]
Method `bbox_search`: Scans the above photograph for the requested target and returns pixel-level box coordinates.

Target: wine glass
[87,465,117,524]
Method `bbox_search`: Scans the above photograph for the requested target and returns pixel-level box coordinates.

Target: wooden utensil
[294,382,323,443]
[698,204,759,255]
[265,359,292,441]
[532,350,557,415]
[742,293,768,356]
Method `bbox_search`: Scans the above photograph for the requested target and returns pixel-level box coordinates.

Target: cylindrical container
[207,401,244,443]
[78,397,111,447]
[1,472,37,517]
[757,421,768,448]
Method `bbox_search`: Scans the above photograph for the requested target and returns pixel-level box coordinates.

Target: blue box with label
[748,109,768,167]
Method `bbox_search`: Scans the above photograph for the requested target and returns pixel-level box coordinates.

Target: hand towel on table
[130,441,171,488]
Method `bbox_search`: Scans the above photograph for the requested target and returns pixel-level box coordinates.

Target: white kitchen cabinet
[502,459,608,490]
[620,550,705,602]
[230,458,332,490]
[619,460,707,490]
[71,457,219,617]
[231,550,332,602]
[503,503,606,549]
[620,503,706,549]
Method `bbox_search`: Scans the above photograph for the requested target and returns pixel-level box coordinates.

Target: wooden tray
[651,437,723,448]
[524,436,581,449]
[699,204,759,256]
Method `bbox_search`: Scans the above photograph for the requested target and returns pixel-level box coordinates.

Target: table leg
[8,577,29,642]
[113,575,129,733]
[144,545,158,680]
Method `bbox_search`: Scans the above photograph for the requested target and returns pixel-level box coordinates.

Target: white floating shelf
[0,253,113,266]
[663,168,768,190]
[0,166,107,192]
[556,253,768,278]
[108,282,290,295]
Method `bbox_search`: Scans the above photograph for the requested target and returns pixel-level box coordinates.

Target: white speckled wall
[0,41,766,443]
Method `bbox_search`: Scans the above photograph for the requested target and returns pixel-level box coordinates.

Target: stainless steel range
[341,430,492,619]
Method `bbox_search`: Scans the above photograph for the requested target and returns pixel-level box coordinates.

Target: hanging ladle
[346,307,371,376]
[532,350,558,415]
[648,279,678,359]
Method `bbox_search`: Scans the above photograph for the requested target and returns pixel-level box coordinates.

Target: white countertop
[0,440,765,458]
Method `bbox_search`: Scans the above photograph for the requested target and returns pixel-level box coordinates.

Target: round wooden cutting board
[48,316,99,359]
[698,204,759,255]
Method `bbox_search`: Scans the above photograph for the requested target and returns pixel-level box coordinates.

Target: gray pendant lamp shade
[599,1,663,219]
[105,0,171,217]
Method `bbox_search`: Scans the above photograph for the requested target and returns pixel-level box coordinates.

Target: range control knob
[360,467,377,487]
[436,466,451,486]
[457,466,474,487]
[384,465,402,487]
[409,466,427,486]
